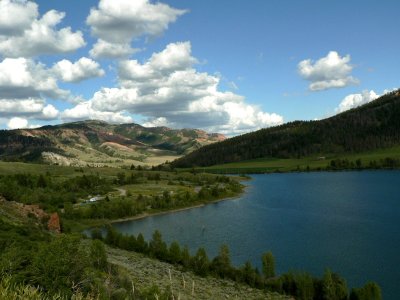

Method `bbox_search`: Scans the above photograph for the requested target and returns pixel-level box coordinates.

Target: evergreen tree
[168,241,182,264]
[320,270,348,300]
[241,261,256,286]
[191,247,209,276]
[262,251,275,279]
[350,282,382,300]
[211,244,232,278]
[149,230,167,260]
[322,269,334,300]
[181,246,191,269]
[136,233,148,253]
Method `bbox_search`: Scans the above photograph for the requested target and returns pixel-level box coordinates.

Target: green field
[0,161,140,178]
[188,146,400,174]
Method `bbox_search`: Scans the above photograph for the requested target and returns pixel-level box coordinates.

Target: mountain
[0,120,225,167]
[171,89,400,168]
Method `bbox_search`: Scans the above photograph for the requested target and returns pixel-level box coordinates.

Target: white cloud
[7,117,28,129]
[336,90,379,113]
[0,0,38,36]
[91,87,139,112]
[0,98,59,120]
[118,42,197,82]
[86,0,186,58]
[298,51,359,91]
[148,41,197,72]
[61,101,133,124]
[0,57,62,122]
[41,104,59,120]
[53,57,105,83]
[143,117,169,127]
[0,2,85,57]
[0,98,44,116]
[89,39,139,59]
[0,57,68,99]
[68,41,283,135]
[87,0,186,43]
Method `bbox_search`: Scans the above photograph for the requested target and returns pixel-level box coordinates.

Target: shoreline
[194,166,400,175]
[110,193,246,224]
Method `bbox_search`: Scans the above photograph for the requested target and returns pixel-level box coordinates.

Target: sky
[0,0,399,135]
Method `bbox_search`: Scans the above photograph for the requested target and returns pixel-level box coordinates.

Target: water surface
[113,171,400,299]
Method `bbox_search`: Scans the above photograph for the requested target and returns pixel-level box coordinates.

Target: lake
[113,171,400,299]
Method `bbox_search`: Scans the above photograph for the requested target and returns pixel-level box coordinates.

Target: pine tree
[191,247,209,276]
[261,251,275,279]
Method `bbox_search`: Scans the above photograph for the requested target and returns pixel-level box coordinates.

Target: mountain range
[0,120,225,167]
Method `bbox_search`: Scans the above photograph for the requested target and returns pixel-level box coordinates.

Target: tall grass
[0,276,94,300]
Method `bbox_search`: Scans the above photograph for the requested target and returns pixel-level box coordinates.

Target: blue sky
[0,0,399,134]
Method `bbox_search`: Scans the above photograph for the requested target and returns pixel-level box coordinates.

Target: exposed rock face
[47,212,61,233]
[21,204,48,220]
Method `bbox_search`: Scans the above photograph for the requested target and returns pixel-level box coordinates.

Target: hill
[0,120,225,167]
[171,89,400,168]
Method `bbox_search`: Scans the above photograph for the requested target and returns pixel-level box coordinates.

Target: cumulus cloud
[61,101,133,124]
[7,117,28,129]
[87,0,186,42]
[0,98,59,120]
[53,57,105,83]
[0,0,37,36]
[86,0,186,58]
[41,104,59,120]
[66,41,283,135]
[0,1,85,57]
[0,57,68,99]
[0,98,44,117]
[0,57,62,122]
[335,90,379,113]
[118,41,197,82]
[89,39,139,59]
[298,51,359,91]
[142,117,169,127]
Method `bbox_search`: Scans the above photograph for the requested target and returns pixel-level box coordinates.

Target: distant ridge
[0,121,225,167]
[171,89,400,168]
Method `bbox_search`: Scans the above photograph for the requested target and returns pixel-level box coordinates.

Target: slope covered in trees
[172,90,400,168]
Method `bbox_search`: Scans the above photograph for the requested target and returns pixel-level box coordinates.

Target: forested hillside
[172,90,400,167]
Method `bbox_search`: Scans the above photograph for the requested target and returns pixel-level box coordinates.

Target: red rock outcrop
[47,212,61,233]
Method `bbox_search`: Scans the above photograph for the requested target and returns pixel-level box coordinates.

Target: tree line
[95,227,382,300]
[0,173,111,211]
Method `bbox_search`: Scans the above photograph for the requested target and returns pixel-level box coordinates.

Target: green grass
[188,146,400,174]
[0,161,134,177]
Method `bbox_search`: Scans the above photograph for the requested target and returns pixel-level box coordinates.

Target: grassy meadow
[185,146,400,174]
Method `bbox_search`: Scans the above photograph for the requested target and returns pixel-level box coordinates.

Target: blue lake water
[113,171,400,299]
